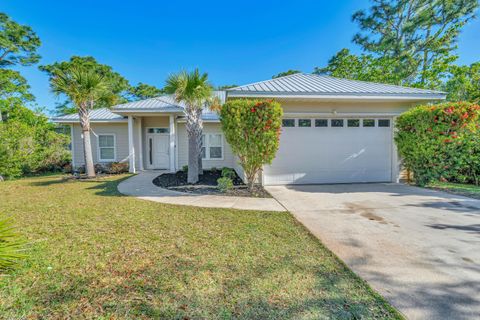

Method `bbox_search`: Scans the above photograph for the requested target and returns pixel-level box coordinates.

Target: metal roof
[227,73,446,99]
[52,108,126,122]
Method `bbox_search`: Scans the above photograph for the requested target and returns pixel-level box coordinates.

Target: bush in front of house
[221,167,236,180]
[395,102,480,186]
[220,99,283,191]
[217,176,234,193]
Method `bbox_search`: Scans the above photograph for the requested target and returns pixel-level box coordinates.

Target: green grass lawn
[428,181,480,200]
[0,175,401,319]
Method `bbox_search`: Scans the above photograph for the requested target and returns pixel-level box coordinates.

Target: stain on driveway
[267,183,480,320]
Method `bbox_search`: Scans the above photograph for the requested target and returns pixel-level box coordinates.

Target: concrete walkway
[118,171,286,212]
[267,183,480,320]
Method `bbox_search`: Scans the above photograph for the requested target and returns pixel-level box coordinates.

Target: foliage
[221,167,236,180]
[351,0,478,87]
[107,162,129,174]
[0,12,41,68]
[395,102,480,186]
[0,69,34,103]
[40,56,130,112]
[127,82,164,100]
[0,105,70,179]
[182,165,188,172]
[164,69,214,184]
[220,99,283,191]
[272,70,301,79]
[216,84,238,90]
[314,48,401,84]
[0,215,26,273]
[217,176,234,193]
[444,62,480,102]
[0,174,401,318]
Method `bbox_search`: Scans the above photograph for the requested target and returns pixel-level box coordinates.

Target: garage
[263,117,393,185]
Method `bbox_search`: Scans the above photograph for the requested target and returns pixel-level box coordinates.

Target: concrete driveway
[266,183,480,320]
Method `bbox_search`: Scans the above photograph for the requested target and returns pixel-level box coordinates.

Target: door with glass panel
[146,128,170,169]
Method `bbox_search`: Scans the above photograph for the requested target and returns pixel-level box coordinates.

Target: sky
[3,0,480,114]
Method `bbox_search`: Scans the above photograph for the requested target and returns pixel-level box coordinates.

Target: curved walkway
[118,170,286,212]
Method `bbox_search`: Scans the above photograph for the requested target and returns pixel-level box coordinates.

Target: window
[298,119,312,127]
[347,119,360,127]
[282,119,295,127]
[147,128,169,134]
[378,119,391,127]
[331,119,344,127]
[98,134,115,161]
[315,119,328,127]
[201,133,223,160]
[363,119,375,127]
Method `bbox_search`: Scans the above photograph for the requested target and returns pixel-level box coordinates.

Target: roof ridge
[228,72,304,91]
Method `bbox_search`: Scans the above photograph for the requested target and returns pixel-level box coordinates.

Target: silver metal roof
[227,73,446,99]
[52,108,126,122]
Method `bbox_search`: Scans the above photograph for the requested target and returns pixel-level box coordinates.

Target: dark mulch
[153,170,271,198]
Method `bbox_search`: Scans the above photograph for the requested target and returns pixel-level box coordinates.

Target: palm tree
[164,69,213,184]
[50,66,108,178]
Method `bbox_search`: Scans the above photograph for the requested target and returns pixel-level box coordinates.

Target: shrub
[108,162,129,174]
[182,165,188,173]
[395,102,480,186]
[217,177,234,193]
[0,215,26,273]
[220,99,283,191]
[221,167,236,179]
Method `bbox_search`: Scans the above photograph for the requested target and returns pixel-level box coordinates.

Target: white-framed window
[201,133,223,160]
[98,134,116,161]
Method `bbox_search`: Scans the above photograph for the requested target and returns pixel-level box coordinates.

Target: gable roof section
[52,108,126,123]
[227,73,446,100]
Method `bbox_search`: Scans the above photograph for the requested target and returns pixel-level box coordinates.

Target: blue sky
[4,0,480,114]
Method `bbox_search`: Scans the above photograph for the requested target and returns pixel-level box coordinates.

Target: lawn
[0,175,401,319]
[428,181,480,200]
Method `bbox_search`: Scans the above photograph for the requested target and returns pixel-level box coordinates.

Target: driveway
[266,183,480,320]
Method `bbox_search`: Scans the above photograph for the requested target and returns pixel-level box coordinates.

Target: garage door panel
[264,119,392,185]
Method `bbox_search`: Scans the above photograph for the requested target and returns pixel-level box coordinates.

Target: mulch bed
[153,170,271,198]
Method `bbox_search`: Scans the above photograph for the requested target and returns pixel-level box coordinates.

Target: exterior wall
[71,123,129,167]
[177,122,236,170]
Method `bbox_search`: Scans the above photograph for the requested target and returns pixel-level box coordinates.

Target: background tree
[0,13,41,67]
[444,62,480,102]
[127,82,163,100]
[48,66,109,178]
[164,69,213,184]
[216,84,238,90]
[220,99,282,191]
[40,56,129,114]
[272,70,301,79]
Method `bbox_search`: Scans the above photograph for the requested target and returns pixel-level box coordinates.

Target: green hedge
[395,102,480,186]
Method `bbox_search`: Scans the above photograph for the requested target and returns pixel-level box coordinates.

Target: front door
[147,134,170,169]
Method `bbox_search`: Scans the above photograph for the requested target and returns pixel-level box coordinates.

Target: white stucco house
[53,73,446,185]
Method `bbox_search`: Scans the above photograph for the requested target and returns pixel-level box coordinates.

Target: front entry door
[147,134,170,169]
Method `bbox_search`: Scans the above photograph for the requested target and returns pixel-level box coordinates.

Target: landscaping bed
[427,181,480,200]
[153,169,271,198]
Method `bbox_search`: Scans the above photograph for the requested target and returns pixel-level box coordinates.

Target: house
[53,73,446,185]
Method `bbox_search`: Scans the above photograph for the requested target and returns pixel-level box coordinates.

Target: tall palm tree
[165,69,213,184]
[50,66,108,178]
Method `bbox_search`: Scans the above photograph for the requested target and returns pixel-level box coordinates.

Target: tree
[444,62,480,102]
[272,70,301,79]
[164,69,213,184]
[220,99,283,191]
[48,66,109,178]
[314,48,402,84]
[127,82,163,100]
[216,84,238,90]
[0,13,41,67]
[351,0,478,87]
[40,56,130,113]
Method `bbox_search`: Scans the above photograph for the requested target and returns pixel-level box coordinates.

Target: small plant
[221,167,236,179]
[182,165,188,173]
[217,177,234,193]
[108,162,129,174]
[210,167,218,172]
[0,215,26,273]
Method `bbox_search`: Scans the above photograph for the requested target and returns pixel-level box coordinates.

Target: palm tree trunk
[79,106,96,178]
[197,108,204,175]
[186,105,201,184]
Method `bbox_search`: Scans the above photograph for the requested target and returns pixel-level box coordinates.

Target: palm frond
[0,216,26,272]
[164,68,213,109]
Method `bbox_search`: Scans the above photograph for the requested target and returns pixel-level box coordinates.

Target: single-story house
[53,73,446,185]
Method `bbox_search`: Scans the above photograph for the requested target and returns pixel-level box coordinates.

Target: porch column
[169,115,175,172]
[137,117,143,171]
[128,115,136,173]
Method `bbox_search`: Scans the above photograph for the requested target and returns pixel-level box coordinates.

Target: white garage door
[263,118,393,185]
